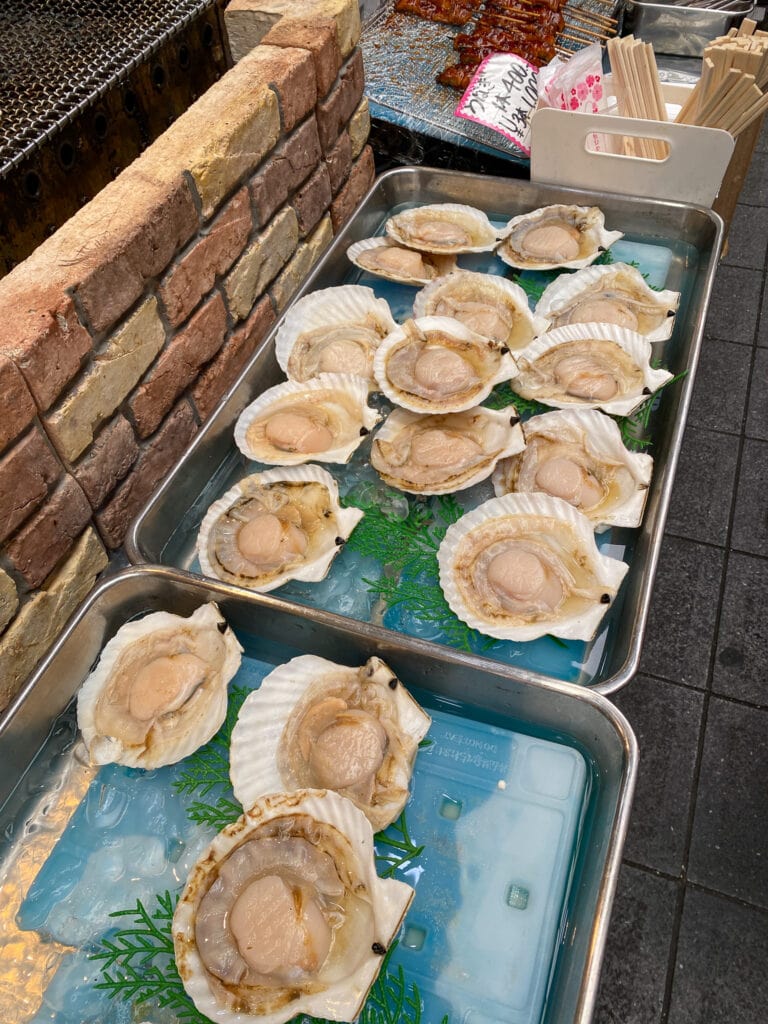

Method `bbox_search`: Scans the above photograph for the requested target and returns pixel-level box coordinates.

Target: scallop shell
[234,374,380,466]
[347,236,458,285]
[275,285,397,388]
[373,316,518,414]
[174,789,414,1024]
[230,655,431,832]
[492,408,653,530]
[437,492,629,642]
[197,465,363,592]
[513,323,673,416]
[385,203,500,254]
[497,205,623,271]
[535,262,680,342]
[413,270,549,350]
[371,404,526,495]
[77,603,243,769]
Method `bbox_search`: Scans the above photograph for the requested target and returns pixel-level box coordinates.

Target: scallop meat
[497,205,623,271]
[385,203,500,254]
[347,236,457,286]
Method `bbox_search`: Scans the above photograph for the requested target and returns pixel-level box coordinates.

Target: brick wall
[0,0,375,710]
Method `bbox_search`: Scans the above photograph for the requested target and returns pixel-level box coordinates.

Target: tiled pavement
[593,122,768,1023]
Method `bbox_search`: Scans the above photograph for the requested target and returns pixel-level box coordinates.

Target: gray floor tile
[688,337,751,436]
[740,150,768,207]
[688,697,768,907]
[668,888,768,1024]
[593,865,678,1024]
[703,265,763,345]
[731,437,768,557]
[722,204,768,270]
[713,552,768,705]
[613,676,704,876]
[758,274,768,348]
[639,535,724,688]
[745,347,768,440]
[665,426,739,546]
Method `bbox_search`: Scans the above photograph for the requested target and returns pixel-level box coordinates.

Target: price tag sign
[454,54,539,156]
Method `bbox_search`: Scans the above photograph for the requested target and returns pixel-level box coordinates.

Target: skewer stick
[729,89,768,135]
[566,6,617,25]
[719,82,764,133]
[562,20,607,38]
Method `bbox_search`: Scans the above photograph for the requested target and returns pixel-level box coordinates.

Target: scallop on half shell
[234,374,380,466]
[173,789,414,1024]
[230,655,431,832]
[535,262,680,343]
[76,603,243,769]
[371,404,526,495]
[373,316,518,414]
[437,492,629,642]
[197,465,363,592]
[493,408,653,530]
[413,270,549,350]
[347,236,457,286]
[513,323,673,416]
[386,203,500,254]
[497,205,623,271]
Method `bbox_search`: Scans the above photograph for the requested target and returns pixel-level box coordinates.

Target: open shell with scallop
[373,316,517,414]
[77,603,243,769]
[513,323,673,416]
[385,203,500,254]
[275,286,397,388]
[371,404,526,495]
[493,408,653,530]
[535,262,680,342]
[497,205,623,271]
[230,655,431,832]
[197,465,363,593]
[173,789,414,1024]
[234,374,380,466]
[413,270,549,351]
[347,236,458,286]
[437,492,629,641]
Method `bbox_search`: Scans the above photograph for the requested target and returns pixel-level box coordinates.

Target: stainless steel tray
[621,0,755,57]
[127,168,723,695]
[0,566,637,1024]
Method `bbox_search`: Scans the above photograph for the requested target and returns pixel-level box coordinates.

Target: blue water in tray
[15,633,589,1024]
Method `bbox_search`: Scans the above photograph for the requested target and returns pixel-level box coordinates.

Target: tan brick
[270,215,333,313]
[0,527,107,711]
[325,130,353,193]
[316,49,364,154]
[225,208,299,321]
[130,293,227,439]
[331,146,375,233]
[191,297,277,421]
[5,476,93,589]
[0,429,62,544]
[45,299,166,462]
[0,355,36,454]
[0,568,18,635]
[226,0,360,60]
[348,98,371,160]
[74,415,139,509]
[160,188,252,327]
[96,401,198,549]
[245,45,317,133]
[292,165,332,237]
[250,117,322,227]
[262,15,342,96]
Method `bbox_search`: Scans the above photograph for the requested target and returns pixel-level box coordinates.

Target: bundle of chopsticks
[606,35,669,157]
[675,19,768,135]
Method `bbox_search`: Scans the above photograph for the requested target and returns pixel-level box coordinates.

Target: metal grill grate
[0,0,217,174]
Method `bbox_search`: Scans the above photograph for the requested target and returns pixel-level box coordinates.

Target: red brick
[5,476,92,588]
[191,297,276,421]
[262,16,342,97]
[130,294,228,439]
[292,165,333,237]
[246,46,317,134]
[96,401,199,549]
[74,415,139,509]
[160,189,252,327]
[250,117,323,228]
[325,130,353,194]
[330,146,376,232]
[0,429,62,544]
[0,355,36,453]
[316,50,364,153]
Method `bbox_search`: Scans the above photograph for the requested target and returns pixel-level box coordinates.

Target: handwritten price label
[454,54,539,156]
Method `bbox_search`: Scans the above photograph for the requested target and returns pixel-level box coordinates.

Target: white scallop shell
[230,654,431,831]
[386,203,500,254]
[413,270,549,350]
[173,789,414,1024]
[234,374,380,465]
[437,492,628,641]
[77,603,243,769]
[373,316,518,414]
[514,322,673,416]
[197,465,363,592]
[535,262,680,343]
[371,404,526,495]
[492,408,654,530]
[347,236,458,285]
[497,205,623,271]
